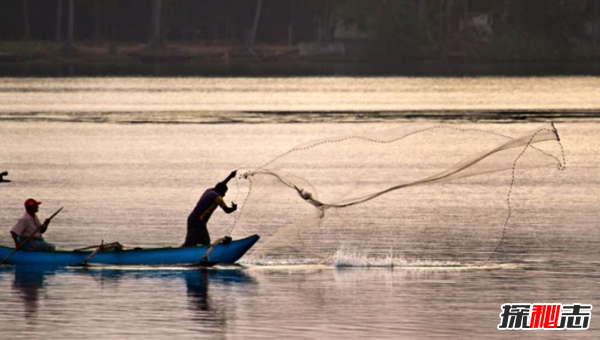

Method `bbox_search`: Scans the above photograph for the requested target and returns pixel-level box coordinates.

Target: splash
[332,249,463,268]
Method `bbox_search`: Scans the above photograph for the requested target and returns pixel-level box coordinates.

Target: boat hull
[0,235,259,266]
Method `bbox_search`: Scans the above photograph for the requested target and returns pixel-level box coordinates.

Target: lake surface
[0,77,599,339]
[2,76,600,122]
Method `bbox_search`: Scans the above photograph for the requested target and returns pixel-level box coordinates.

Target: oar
[0,207,63,266]
[47,207,64,221]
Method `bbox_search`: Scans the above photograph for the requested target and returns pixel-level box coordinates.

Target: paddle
[0,207,63,266]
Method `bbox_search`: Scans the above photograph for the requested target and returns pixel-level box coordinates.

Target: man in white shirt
[10,198,56,251]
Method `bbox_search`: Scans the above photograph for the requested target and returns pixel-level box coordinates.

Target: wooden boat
[0,235,259,266]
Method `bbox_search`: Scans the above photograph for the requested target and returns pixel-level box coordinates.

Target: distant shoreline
[2,40,600,77]
[2,110,599,125]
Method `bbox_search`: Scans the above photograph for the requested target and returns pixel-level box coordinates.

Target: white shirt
[11,212,42,238]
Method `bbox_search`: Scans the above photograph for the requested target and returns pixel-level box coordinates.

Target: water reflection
[11,266,58,322]
[186,270,210,312]
[7,264,257,334]
[184,268,256,329]
[78,266,126,289]
[76,266,256,333]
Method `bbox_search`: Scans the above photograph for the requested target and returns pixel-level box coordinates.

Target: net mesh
[229,124,565,265]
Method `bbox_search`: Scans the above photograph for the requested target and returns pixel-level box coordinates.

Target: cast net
[228,123,566,265]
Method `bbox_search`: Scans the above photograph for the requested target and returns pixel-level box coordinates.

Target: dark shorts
[17,236,56,251]
[183,220,210,247]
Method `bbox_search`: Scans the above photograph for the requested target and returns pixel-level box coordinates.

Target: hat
[24,198,41,208]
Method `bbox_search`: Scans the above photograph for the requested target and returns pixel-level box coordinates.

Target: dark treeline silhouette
[1,0,599,61]
[0,0,328,44]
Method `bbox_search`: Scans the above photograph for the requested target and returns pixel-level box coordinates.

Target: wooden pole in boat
[198,236,232,267]
[0,207,63,266]
[82,240,104,265]
[76,241,123,266]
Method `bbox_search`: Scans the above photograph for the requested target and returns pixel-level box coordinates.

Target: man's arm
[40,219,50,234]
[216,196,237,214]
[11,231,20,248]
[221,170,237,185]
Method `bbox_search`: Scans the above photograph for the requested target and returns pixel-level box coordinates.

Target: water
[2,77,600,122]
[1,77,600,339]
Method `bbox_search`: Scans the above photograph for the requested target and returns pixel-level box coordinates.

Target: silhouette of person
[10,198,56,251]
[183,171,238,247]
[0,171,10,183]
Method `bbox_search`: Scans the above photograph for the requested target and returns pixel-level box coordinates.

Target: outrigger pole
[75,240,123,266]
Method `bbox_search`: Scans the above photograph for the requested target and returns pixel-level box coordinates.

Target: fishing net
[229,124,566,265]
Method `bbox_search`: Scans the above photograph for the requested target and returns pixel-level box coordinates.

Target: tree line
[1,0,599,60]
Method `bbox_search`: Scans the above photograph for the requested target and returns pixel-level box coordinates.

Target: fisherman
[10,198,56,251]
[183,171,238,247]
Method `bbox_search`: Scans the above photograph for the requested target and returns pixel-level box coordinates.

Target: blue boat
[0,235,259,266]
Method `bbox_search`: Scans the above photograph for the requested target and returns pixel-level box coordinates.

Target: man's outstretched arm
[221,170,237,185]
